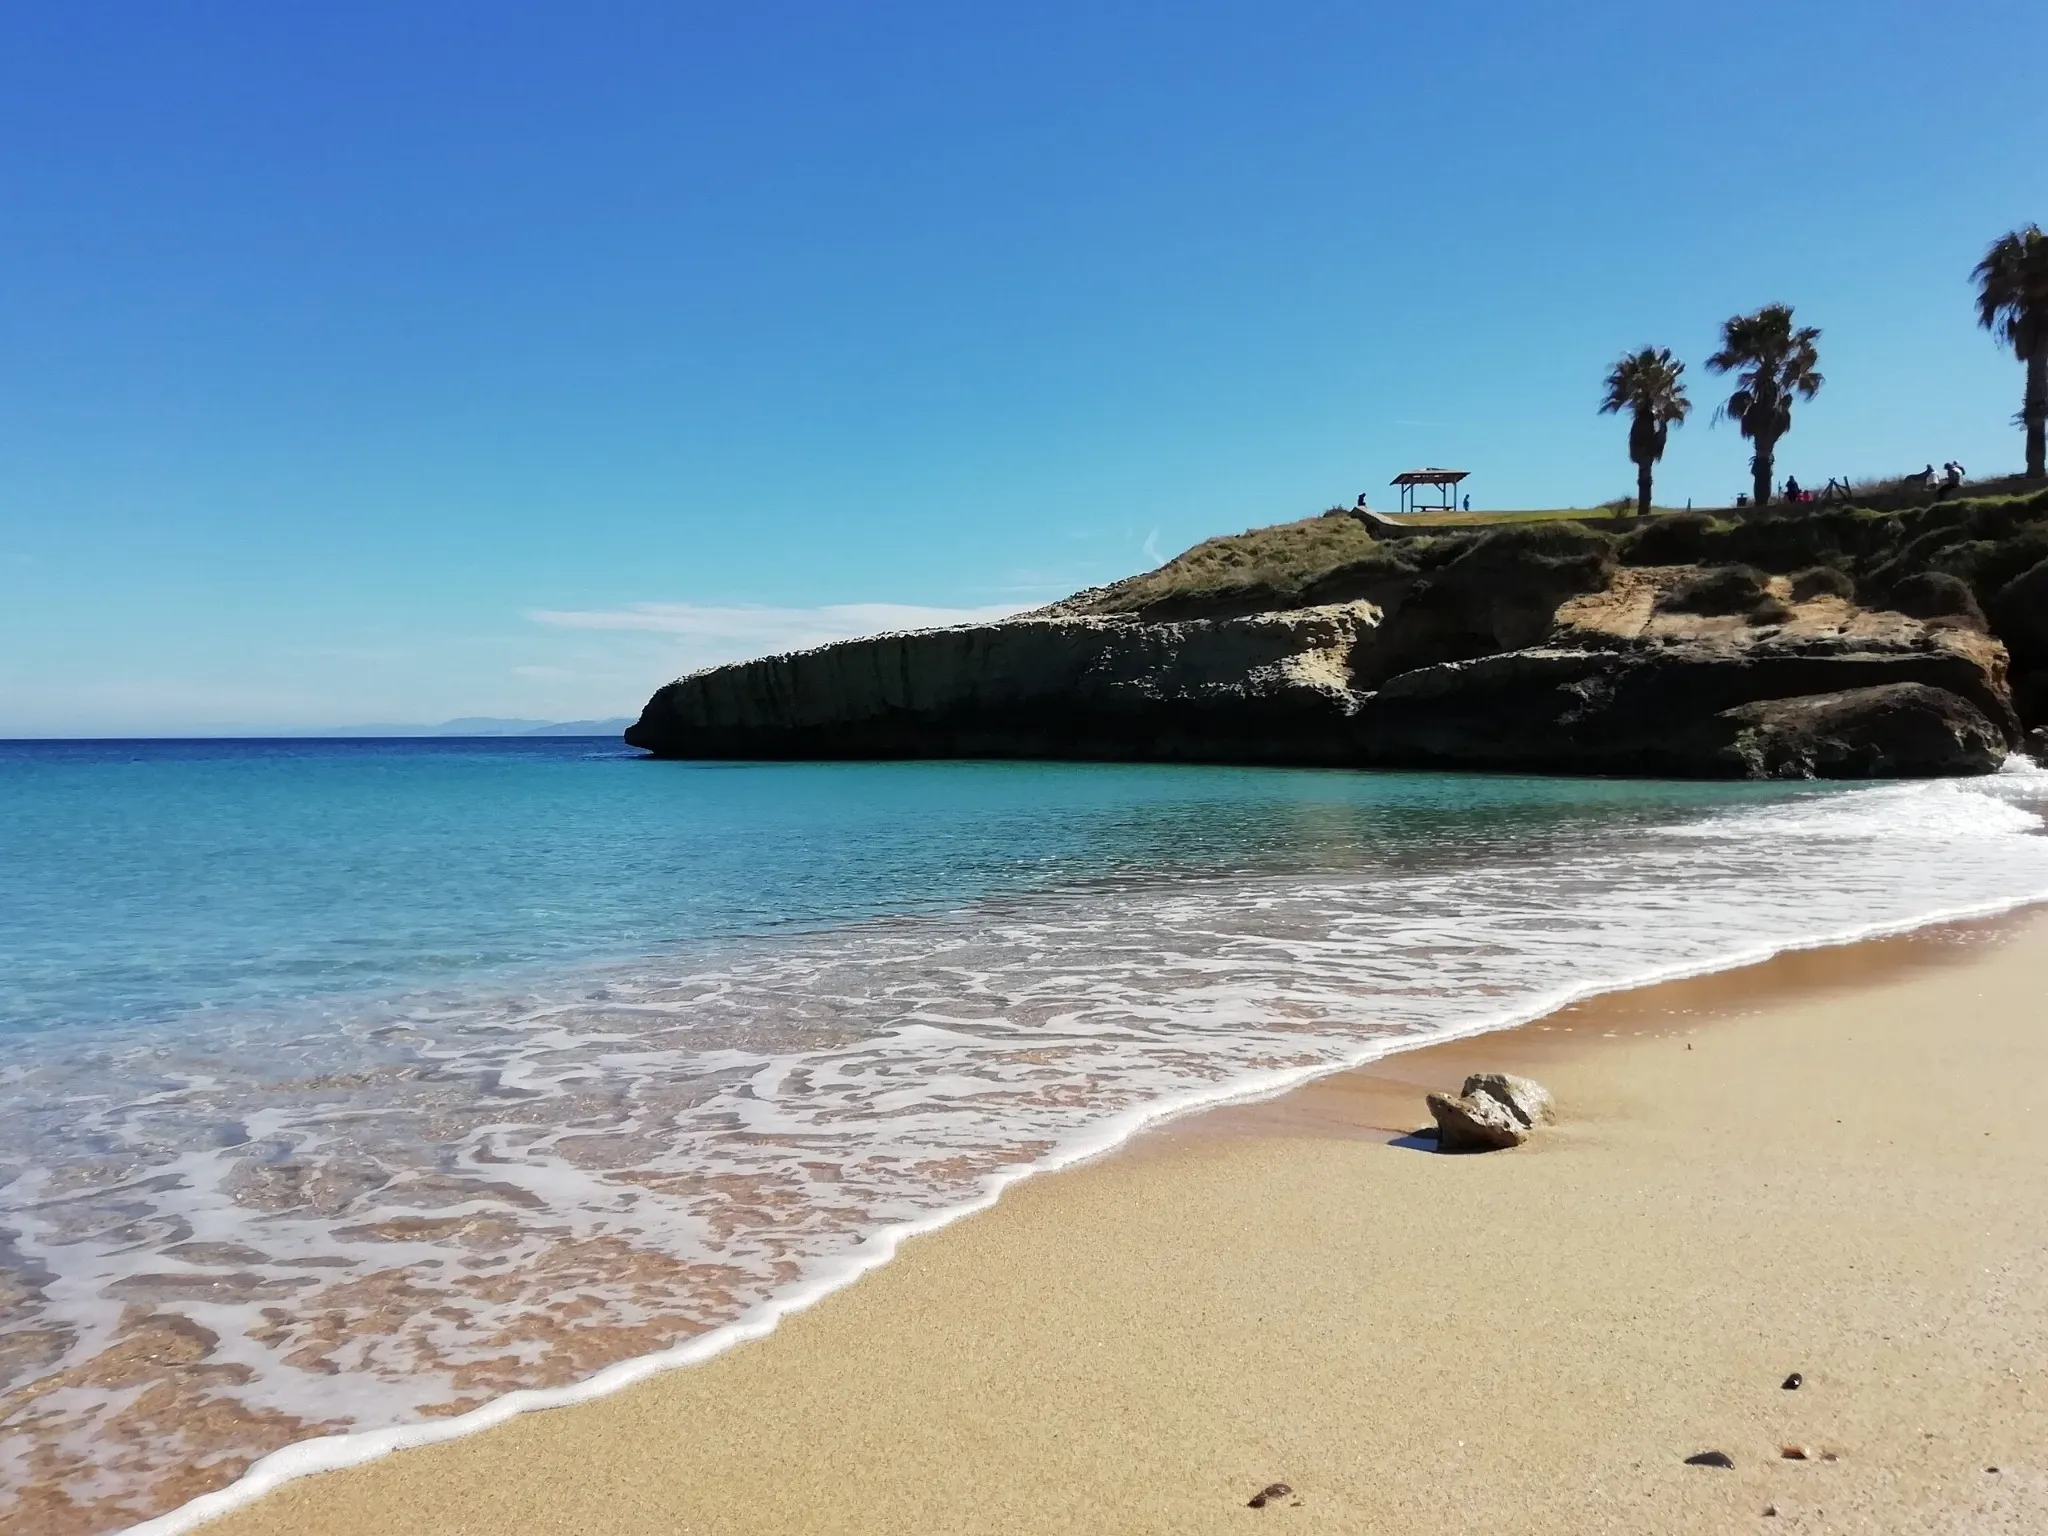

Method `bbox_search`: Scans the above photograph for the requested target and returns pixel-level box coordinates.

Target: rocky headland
[626,489,2048,778]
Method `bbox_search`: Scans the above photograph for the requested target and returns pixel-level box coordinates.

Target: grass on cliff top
[1062,483,2048,620]
[1071,507,1617,615]
[1077,512,1380,614]
[1379,505,1643,525]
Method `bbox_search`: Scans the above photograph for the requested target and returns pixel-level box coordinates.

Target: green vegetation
[1073,512,1382,617]
[1655,564,1773,618]
[1789,565,1855,602]
[1065,513,1613,619]
[1065,483,2048,625]
[1371,506,1639,526]
[1599,347,1691,518]
[1974,225,2048,481]
[1890,571,1985,626]
[1706,304,1823,507]
[1054,483,2048,741]
[1815,470,2041,511]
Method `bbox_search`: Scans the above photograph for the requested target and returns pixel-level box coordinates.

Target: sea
[4,736,2048,1535]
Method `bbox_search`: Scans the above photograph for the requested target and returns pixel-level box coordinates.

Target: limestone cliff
[627,604,1380,764]
[625,542,2018,778]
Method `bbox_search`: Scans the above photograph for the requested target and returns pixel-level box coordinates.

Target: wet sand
[198,911,2048,1535]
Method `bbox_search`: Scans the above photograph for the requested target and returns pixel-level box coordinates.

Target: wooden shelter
[1390,468,1469,514]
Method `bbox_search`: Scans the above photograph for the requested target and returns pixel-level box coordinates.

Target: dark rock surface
[627,493,2047,778]
[1426,1089,1529,1151]
[1352,636,2013,778]
[1715,683,2005,779]
[626,605,2015,778]
[1609,488,2048,722]
[1318,526,1616,689]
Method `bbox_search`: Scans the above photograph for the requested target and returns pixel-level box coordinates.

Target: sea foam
[0,758,2044,1535]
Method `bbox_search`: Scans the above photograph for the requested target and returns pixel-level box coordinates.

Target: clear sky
[3,1,2044,734]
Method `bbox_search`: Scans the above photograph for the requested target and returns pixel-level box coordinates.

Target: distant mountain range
[283,717,634,738]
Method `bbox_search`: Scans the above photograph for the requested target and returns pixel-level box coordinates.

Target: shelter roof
[1389,468,1470,487]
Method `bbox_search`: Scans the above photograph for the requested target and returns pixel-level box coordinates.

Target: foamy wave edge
[122,888,2048,1536]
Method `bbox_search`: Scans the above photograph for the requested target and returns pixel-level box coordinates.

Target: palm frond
[1975,225,2048,357]
[1705,305,1822,442]
[1599,346,1690,468]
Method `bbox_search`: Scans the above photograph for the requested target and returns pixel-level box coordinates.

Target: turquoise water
[6,738,2048,1536]
[0,737,1801,1037]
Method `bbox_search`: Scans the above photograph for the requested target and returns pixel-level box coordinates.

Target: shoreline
[136,896,2048,1536]
[1142,906,2043,1154]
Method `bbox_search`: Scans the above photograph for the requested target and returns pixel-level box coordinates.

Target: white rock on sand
[1462,1071,1555,1128]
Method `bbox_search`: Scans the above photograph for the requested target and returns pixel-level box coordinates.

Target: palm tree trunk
[1752,443,1774,507]
[1636,461,1653,519]
[2027,345,2046,481]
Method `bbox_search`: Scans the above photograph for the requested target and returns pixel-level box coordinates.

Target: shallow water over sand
[4,741,2048,1534]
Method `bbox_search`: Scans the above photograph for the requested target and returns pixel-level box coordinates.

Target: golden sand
[201,913,2048,1535]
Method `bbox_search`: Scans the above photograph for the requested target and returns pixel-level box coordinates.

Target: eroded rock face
[1335,527,1617,690]
[1427,1089,1529,1151]
[625,604,1383,764]
[1356,631,2012,778]
[625,561,2017,779]
[1462,1073,1555,1128]
[1992,558,2048,723]
[1716,683,2006,779]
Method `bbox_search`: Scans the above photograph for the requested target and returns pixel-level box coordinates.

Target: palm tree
[1974,224,2048,481]
[1705,304,1822,507]
[1600,347,1691,518]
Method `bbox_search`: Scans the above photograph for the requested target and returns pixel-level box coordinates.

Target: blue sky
[2,1,2044,733]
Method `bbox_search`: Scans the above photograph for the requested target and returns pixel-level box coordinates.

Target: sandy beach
[196,911,2048,1536]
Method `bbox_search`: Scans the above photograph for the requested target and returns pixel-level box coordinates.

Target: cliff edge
[627,492,2048,779]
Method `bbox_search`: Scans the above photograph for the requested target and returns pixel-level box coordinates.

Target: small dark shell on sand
[1782,1372,1803,1390]
[1781,1445,1810,1460]
[1685,1451,1735,1468]
[1247,1482,1292,1508]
